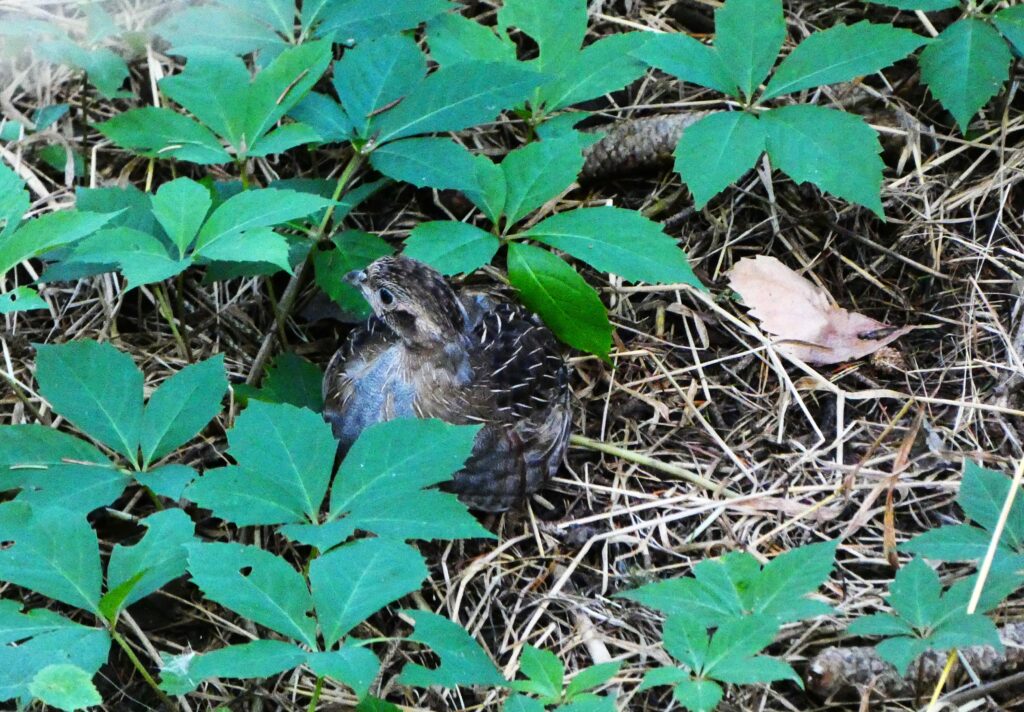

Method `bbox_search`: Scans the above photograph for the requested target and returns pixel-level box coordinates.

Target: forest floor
[2,0,1024,710]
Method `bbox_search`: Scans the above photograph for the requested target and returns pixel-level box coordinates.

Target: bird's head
[346,255,466,348]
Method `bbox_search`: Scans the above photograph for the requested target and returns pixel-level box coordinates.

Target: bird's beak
[344,269,367,287]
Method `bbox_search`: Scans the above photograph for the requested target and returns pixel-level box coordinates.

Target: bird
[322,255,572,512]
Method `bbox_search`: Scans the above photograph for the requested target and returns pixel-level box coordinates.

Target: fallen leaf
[728,255,914,365]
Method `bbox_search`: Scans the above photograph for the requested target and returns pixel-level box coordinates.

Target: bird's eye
[378,287,395,306]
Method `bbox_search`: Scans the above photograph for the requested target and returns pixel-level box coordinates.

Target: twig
[246,150,366,384]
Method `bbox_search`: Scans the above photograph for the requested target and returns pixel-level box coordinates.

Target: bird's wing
[464,297,567,425]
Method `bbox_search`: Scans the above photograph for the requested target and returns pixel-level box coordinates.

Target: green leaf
[630,32,736,96]
[618,545,834,627]
[901,523,997,562]
[929,613,1002,651]
[715,0,785,100]
[752,540,838,622]
[507,243,612,358]
[35,340,143,462]
[240,352,324,413]
[524,207,702,287]
[94,107,231,164]
[249,122,323,156]
[994,6,1024,56]
[710,653,800,685]
[555,697,615,712]
[307,646,381,699]
[865,0,960,10]
[373,63,544,144]
[501,136,585,225]
[0,605,109,704]
[35,104,69,131]
[0,287,46,314]
[662,616,710,672]
[333,34,427,137]
[0,601,86,643]
[154,4,286,57]
[135,464,197,501]
[29,664,101,711]
[97,571,146,625]
[313,230,393,320]
[763,22,927,100]
[0,209,117,276]
[515,645,563,701]
[186,542,317,647]
[674,111,765,209]
[958,461,1024,550]
[75,185,155,234]
[762,104,884,216]
[310,538,428,646]
[703,615,795,682]
[161,42,331,155]
[322,418,491,543]
[194,187,333,253]
[2,451,125,515]
[63,227,187,288]
[403,221,500,276]
[369,138,505,220]
[150,178,212,257]
[356,697,403,712]
[397,610,507,688]
[195,227,293,273]
[888,558,943,629]
[0,502,102,613]
[0,162,29,241]
[505,695,547,712]
[536,33,651,112]
[499,0,585,70]
[160,640,306,695]
[187,401,336,526]
[106,509,194,613]
[288,92,353,143]
[307,0,451,45]
[140,354,226,466]
[672,678,723,712]
[939,571,1023,619]
[875,636,931,675]
[36,39,128,99]
[848,612,914,637]
[919,18,1012,132]
[427,13,518,67]
[565,661,622,698]
[637,666,690,691]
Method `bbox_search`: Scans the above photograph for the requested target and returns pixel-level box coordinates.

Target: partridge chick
[323,255,571,511]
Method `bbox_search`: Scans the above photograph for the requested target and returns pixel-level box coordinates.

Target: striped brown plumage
[323,255,571,511]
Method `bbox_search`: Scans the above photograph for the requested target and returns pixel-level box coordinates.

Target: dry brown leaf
[728,255,914,365]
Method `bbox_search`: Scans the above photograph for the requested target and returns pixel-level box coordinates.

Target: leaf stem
[153,282,193,363]
[306,675,324,712]
[246,150,366,384]
[110,627,178,711]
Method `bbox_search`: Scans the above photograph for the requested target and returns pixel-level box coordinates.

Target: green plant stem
[154,282,193,363]
[569,434,741,498]
[264,276,289,346]
[306,676,324,712]
[110,628,178,711]
[246,150,366,384]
